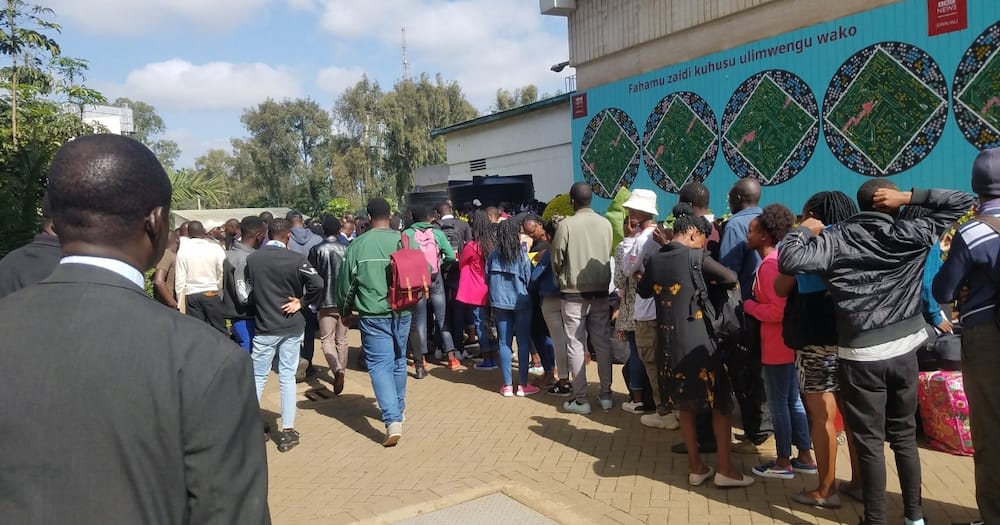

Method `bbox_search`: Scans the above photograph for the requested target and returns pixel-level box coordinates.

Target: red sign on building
[928,0,967,36]
[572,93,588,119]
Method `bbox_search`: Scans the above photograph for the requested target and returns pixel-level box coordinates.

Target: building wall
[569,0,901,90]
[445,103,574,201]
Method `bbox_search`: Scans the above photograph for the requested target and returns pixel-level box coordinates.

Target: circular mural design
[642,91,719,193]
[721,70,819,186]
[953,21,1000,150]
[823,41,948,177]
[579,108,641,199]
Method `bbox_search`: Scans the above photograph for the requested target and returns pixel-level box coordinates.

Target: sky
[45,0,574,167]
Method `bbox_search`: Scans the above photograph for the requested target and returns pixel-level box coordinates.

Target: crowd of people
[0,133,997,525]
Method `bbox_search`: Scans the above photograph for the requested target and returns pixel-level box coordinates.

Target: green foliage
[324,197,353,218]
[493,85,539,112]
[168,168,228,210]
[606,186,631,255]
[542,194,574,221]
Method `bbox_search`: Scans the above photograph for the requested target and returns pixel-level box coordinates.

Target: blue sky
[45,0,573,167]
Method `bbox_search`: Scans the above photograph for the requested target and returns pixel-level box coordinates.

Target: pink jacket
[457,241,488,306]
[744,250,794,365]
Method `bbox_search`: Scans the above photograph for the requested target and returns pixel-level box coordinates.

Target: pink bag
[917,370,974,456]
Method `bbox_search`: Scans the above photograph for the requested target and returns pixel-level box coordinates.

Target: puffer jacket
[308,236,348,309]
[778,188,974,348]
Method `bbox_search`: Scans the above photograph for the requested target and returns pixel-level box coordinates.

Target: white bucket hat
[622,189,658,217]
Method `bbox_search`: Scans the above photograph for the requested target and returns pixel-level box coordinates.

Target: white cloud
[118,59,301,111]
[316,0,571,110]
[46,0,276,35]
[316,66,367,97]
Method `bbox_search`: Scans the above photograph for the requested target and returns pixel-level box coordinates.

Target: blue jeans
[531,333,555,374]
[360,315,411,426]
[495,307,531,386]
[252,332,303,429]
[469,305,495,354]
[763,363,812,459]
[231,319,255,353]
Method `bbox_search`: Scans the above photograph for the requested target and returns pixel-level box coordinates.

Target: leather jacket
[779,188,974,348]
[308,237,348,309]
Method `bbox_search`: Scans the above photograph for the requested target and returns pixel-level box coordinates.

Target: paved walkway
[261,332,979,524]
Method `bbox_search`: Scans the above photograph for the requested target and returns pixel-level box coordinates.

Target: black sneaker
[277,429,300,452]
[414,366,428,379]
[547,382,572,396]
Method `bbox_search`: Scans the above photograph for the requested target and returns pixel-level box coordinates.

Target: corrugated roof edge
[430,92,573,139]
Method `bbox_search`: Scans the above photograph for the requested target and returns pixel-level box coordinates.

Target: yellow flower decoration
[694,310,703,320]
[669,283,681,295]
[652,283,663,295]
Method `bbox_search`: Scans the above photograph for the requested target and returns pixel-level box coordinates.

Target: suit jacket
[0,263,270,524]
[0,232,61,299]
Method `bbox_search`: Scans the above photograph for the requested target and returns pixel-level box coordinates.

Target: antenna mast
[401,26,412,81]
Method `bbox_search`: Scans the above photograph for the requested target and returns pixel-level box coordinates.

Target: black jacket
[0,263,270,524]
[308,237,347,309]
[779,188,974,348]
[223,240,255,319]
[0,233,61,299]
[245,245,324,335]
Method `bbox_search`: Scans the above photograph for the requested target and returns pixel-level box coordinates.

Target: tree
[168,168,228,210]
[380,73,478,198]
[332,76,386,204]
[493,84,539,112]
[0,0,60,147]
[232,98,335,214]
[112,97,179,170]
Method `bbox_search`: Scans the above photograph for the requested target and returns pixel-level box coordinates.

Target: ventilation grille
[469,158,487,171]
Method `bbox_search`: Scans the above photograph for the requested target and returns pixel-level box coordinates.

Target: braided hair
[671,203,711,236]
[803,191,857,225]
[494,217,522,265]
[469,210,495,259]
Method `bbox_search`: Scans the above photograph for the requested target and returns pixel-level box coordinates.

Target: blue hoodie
[487,250,531,310]
[289,226,323,257]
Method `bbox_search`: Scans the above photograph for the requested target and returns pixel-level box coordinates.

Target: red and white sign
[928,0,967,36]
[572,93,588,119]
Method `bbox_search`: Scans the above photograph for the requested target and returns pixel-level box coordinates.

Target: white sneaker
[598,396,613,410]
[621,401,646,414]
[562,400,592,414]
[641,412,680,430]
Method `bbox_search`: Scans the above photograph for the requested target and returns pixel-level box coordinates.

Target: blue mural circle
[579,108,641,199]
[953,21,1000,150]
[721,70,819,186]
[641,91,719,193]
[822,41,948,177]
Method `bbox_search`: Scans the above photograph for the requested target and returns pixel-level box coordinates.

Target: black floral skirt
[666,344,734,415]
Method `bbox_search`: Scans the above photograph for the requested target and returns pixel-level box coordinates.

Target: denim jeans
[360,315,411,426]
[252,332,303,429]
[626,332,646,391]
[762,363,811,459]
[468,305,495,354]
[230,318,255,353]
[410,274,457,359]
[531,333,555,374]
[300,307,319,366]
[495,307,531,385]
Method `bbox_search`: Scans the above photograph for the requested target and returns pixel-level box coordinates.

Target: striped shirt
[932,200,1000,328]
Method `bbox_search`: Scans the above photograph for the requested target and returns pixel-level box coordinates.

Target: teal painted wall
[572,0,1000,215]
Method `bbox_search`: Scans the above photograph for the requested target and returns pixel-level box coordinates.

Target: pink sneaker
[517,384,540,397]
[500,385,514,397]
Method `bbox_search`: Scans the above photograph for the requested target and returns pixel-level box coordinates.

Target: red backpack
[389,233,431,311]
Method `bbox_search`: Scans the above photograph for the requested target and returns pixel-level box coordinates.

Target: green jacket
[335,228,413,318]
[403,222,456,272]
[551,208,612,294]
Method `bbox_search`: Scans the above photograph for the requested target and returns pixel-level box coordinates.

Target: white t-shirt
[175,237,226,295]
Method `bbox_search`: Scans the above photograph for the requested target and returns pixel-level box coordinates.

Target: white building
[77,104,134,135]
[431,93,574,203]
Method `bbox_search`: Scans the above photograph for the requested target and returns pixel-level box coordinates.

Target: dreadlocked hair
[671,203,711,236]
[803,191,857,225]
[494,217,522,265]
[470,210,495,259]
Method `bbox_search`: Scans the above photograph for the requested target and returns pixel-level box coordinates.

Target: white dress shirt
[175,237,225,296]
[61,256,146,290]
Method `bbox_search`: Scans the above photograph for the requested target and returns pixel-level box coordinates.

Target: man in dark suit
[0,195,61,299]
[0,134,270,524]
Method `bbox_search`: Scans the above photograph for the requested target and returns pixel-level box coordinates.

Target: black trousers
[300,308,319,365]
[840,350,923,525]
[185,291,227,335]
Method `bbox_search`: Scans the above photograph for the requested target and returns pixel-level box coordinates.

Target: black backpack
[688,248,749,353]
[438,218,466,257]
